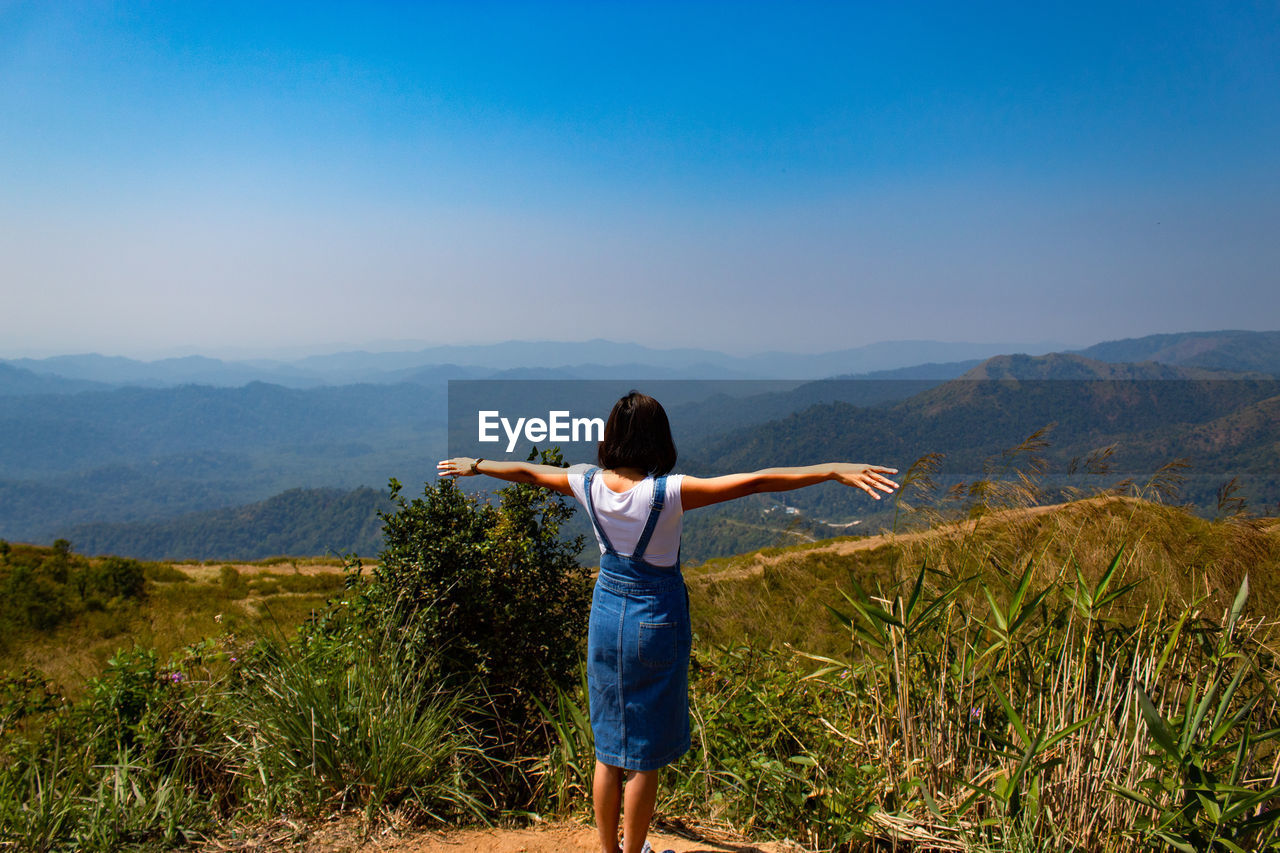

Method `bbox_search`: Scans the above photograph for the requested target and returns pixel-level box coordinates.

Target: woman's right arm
[437,457,574,495]
[680,463,899,511]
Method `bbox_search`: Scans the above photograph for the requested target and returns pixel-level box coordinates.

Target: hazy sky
[3,1,1278,358]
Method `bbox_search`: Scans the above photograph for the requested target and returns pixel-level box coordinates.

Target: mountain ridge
[2,337,1070,389]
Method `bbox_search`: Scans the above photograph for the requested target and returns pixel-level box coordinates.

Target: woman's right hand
[437,457,479,477]
[831,464,899,500]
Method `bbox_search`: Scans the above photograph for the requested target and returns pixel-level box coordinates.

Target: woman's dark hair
[598,391,678,476]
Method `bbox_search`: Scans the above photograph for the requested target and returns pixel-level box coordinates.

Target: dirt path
[172,560,348,582]
[364,824,798,853]
[198,817,802,853]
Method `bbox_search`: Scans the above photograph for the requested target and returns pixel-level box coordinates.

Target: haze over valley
[3,330,1276,562]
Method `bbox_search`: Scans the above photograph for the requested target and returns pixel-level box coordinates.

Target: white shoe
[640,841,674,853]
[623,840,673,853]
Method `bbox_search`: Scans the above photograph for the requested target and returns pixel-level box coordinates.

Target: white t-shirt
[568,463,685,567]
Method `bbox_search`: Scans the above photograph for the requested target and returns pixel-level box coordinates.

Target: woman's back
[568,463,685,567]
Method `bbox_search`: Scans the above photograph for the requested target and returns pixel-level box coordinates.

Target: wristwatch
[470,458,484,474]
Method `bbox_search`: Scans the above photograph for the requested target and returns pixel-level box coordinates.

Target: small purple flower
[170,672,185,683]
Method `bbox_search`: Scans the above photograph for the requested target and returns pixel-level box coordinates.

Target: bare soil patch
[173,561,348,582]
[193,816,802,853]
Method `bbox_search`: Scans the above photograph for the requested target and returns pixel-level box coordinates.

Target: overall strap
[581,467,617,554]
[630,475,667,561]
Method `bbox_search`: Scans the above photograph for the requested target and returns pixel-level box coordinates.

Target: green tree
[43,538,73,584]
[366,450,590,748]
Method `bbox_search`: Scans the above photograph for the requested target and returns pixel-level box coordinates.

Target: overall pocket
[638,621,677,667]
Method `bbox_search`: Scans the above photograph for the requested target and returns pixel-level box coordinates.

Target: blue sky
[2,1,1278,357]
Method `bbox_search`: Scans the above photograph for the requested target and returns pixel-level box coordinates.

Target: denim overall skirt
[583,468,692,771]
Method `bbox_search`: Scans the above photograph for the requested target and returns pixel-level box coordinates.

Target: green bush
[0,461,598,845]
[361,454,590,752]
[2,564,70,631]
[89,649,154,719]
[218,566,248,599]
[142,563,191,583]
[86,557,147,601]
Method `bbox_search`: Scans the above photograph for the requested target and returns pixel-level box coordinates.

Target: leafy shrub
[277,572,345,594]
[0,459,596,845]
[218,566,248,599]
[0,668,63,738]
[362,455,590,749]
[143,562,191,583]
[2,564,70,631]
[0,647,227,851]
[84,557,147,600]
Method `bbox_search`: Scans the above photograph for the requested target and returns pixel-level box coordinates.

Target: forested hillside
[64,487,390,561]
[1074,329,1280,373]
[0,382,444,541]
[687,356,1280,522]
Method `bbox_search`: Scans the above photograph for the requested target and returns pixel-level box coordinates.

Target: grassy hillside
[687,496,1280,656]
[0,542,346,695]
[7,486,1277,699]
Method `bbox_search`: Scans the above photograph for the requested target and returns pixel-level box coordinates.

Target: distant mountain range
[2,330,1277,559]
[6,331,1279,395]
[0,363,109,395]
[2,337,1069,391]
[1072,330,1280,374]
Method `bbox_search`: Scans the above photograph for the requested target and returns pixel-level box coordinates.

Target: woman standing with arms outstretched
[439,391,899,853]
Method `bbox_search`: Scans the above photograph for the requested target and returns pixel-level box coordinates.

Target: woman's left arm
[437,457,574,495]
[681,463,898,510]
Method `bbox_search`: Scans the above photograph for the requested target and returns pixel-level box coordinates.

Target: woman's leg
[621,769,660,853]
[593,761,624,853]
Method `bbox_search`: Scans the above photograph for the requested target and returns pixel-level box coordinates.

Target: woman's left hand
[437,457,478,477]
[831,463,899,499]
